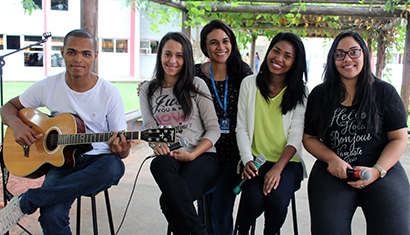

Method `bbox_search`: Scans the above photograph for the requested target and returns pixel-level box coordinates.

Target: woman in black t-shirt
[303,30,410,234]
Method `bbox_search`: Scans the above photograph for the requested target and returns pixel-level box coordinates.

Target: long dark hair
[316,30,378,139]
[256,32,307,114]
[148,32,204,119]
[200,19,250,88]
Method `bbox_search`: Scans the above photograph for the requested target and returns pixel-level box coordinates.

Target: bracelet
[374,163,387,178]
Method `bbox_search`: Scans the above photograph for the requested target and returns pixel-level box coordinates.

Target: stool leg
[233,213,239,235]
[291,194,298,235]
[91,192,98,235]
[250,219,256,235]
[76,197,81,235]
[104,190,115,235]
[233,215,255,235]
[200,194,213,235]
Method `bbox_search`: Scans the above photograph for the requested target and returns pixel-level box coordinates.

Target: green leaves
[21,0,40,15]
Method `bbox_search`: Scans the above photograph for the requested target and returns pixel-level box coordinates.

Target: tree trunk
[250,35,256,72]
[182,11,191,40]
[401,20,410,116]
[375,31,387,79]
[81,0,98,74]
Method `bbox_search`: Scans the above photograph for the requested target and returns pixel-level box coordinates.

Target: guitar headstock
[141,127,176,143]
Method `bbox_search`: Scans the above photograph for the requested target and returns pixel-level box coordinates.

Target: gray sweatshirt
[139,77,221,153]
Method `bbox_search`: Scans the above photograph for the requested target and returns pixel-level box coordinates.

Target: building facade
[0,0,181,82]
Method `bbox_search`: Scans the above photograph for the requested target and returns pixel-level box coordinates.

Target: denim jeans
[19,153,125,235]
[150,152,219,235]
[236,162,303,235]
[198,161,240,235]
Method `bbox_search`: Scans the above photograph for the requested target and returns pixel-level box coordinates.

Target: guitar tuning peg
[166,125,172,128]
[158,126,164,129]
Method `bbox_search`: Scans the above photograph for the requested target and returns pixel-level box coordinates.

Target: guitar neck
[58,131,141,145]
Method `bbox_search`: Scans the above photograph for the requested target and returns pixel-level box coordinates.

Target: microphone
[347,169,371,181]
[169,137,189,151]
[146,137,190,159]
[233,154,266,195]
[43,32,52,39]
[327,168,372,181]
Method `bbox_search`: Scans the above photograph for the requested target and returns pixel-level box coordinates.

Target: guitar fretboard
[58,131,141,145]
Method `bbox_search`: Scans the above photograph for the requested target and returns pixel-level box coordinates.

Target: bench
[125,109,143,131]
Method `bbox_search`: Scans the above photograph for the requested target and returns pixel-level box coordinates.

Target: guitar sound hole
[46,130,59,151]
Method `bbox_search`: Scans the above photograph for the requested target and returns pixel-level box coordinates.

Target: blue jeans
[236,162,303,235]
[309,160,410,235]
[150,152,219,235]
[198,161,240,235]
[19,153,125,235]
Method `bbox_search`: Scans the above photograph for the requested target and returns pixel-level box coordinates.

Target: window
[140,40,159,55]
[102,39,114,52]
[116,39,128,53]
[389,52,403,65]
[51,37,64,51]
[150,41,158,54]
[33,0,42,9]
[7,35,20,50]
[0,35,3,50]
[51,0,68,11]
[51,37,65,67]
[102,39,129,53]
[23,36,44,67]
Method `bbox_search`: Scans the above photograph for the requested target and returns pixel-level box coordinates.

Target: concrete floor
[3,139,410,235]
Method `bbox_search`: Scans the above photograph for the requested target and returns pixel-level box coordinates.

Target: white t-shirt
[19,72,127,155]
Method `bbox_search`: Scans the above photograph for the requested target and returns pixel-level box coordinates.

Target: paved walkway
[4,140,410,235]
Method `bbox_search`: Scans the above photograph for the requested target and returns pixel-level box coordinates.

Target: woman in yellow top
[235,32,308,234]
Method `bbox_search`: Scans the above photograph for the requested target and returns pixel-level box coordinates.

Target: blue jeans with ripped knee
[19,153,125,235]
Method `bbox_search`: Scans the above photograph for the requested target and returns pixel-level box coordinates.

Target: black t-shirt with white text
[304,79,407,166]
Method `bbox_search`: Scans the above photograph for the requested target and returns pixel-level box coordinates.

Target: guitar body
[3,108,88,179]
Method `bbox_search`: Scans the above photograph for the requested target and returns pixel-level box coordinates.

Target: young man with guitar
[0,29,132,234]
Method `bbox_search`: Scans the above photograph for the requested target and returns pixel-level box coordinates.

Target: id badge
[220,118,230,134]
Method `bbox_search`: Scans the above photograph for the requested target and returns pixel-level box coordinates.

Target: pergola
[147,0,410,112]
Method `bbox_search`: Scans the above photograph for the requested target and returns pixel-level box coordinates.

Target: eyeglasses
[334,49,362,61]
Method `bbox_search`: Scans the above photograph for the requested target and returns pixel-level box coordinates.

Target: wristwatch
[374,164,387,178]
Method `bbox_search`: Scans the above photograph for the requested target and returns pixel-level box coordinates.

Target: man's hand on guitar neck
[109,131,131,159]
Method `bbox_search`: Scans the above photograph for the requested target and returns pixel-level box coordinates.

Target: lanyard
[209,64,228,117]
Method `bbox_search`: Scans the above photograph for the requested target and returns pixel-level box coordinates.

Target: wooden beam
[148,0,407,18]
[241,22,377,32]
[148,0,186,10]
[381,17,407,31]
[200,4,404,18]
[180,0,398,4]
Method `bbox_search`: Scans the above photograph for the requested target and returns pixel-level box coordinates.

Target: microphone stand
[0,32,51,235]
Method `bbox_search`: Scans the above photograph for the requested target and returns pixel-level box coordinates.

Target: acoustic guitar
[3,108,175,179]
